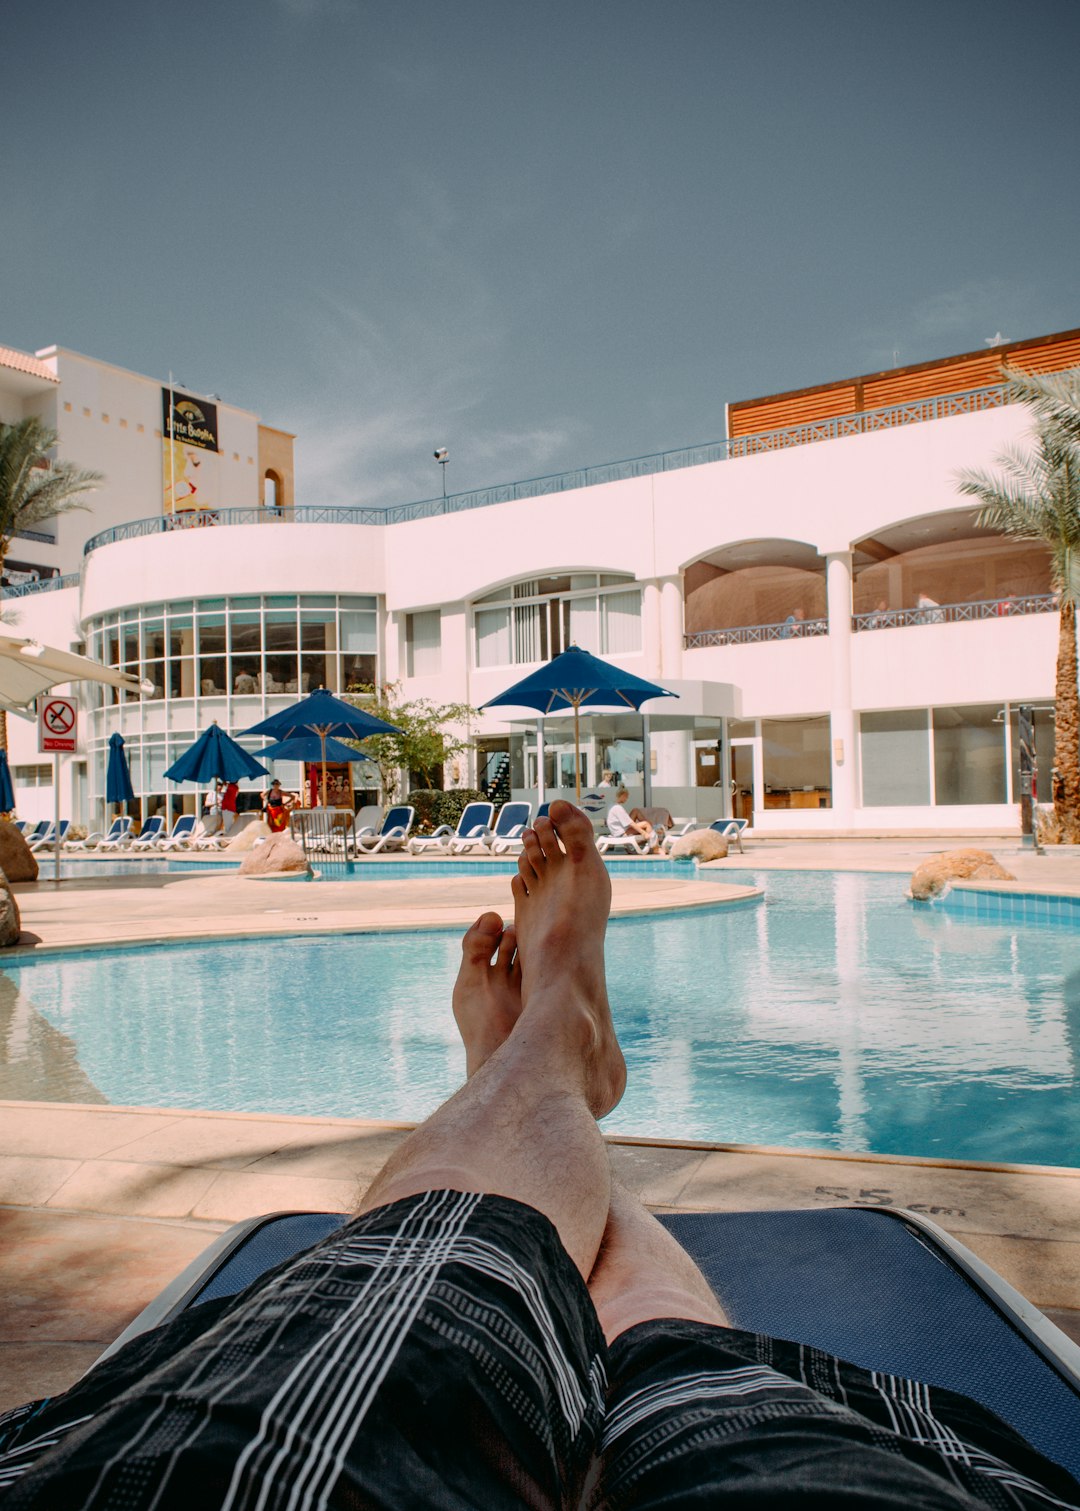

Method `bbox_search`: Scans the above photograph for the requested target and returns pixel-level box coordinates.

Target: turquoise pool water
[3,870,1077,1166]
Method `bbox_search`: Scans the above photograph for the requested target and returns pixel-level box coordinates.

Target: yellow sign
[162,389,220,515]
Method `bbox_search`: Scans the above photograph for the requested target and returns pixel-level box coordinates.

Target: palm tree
[0,417,102,754]
[957,414,1080,840]
[1000,364,1080,450]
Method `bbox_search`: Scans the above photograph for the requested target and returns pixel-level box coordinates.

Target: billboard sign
[162,388,220,515]
[38,695,78,754]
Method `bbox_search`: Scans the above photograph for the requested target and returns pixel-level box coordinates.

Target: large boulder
[0,873,22,946]
[670,829,729,861]
[0,822,37,882]
[910,848,1015,900]
[224,815,272,852]
[237,834,311,877]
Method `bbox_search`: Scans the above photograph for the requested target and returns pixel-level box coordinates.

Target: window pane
[1010,706,1056,804]
[476,608,510,667]
[567,595,599,653]
[340,612,376,653]
[513,602,542,663]
[197,617,227,656]
[933,705,1006,805]
[601,590,641,654]
[407,610,441,677]
[860,710,930,806]
[761,717,832,808]
[342,653,376,692]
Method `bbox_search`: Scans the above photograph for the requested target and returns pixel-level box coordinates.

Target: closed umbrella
[164,723,269,785]
[480,644,677,802]
[0,751,14,814]
[242,687,400,807]
[106,732,136,814]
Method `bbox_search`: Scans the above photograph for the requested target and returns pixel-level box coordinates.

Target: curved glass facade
[85,593,379,821]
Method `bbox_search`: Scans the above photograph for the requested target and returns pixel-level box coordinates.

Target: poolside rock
[670,829,728,861]
[0,822,37,883]
[224,815,271,852]
[237,834,311,877]
[0,874,21,946]
[910,849,1015,900]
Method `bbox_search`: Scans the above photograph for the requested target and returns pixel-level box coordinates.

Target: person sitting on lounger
[607,785,659,851]
[1,802,1075,1510]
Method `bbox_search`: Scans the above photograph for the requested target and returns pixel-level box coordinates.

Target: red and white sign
[38,696,78,754]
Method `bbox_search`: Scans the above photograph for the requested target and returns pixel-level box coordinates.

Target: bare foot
[452,912,522,1077]
[512,801,626,1118]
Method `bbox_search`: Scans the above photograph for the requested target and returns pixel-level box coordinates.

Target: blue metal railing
[81,381,1010,558]
[685,617,829,649]
[1,572,80,599]
[684,593,1056,648]
[851,593,1057,631]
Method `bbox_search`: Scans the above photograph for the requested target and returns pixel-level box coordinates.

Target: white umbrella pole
[536,717,545,810]
[574,700,581,804]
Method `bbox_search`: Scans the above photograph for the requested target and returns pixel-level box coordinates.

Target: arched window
[264,470,281,511]
[473,573,640,668]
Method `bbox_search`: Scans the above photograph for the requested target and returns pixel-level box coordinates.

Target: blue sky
[4,0,1078,507]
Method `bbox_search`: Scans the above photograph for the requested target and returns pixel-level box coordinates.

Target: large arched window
[473,572,641,668]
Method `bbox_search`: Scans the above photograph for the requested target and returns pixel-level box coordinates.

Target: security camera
[434,447,449,461]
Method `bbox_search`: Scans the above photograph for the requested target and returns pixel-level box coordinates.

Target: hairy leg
[589,1180,729,1344]
[359,801,626,1279]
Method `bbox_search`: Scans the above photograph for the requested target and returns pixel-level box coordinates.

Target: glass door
[730,737,760,824]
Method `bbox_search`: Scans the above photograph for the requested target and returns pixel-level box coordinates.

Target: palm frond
[1002,364,1080,448]
[0,418,102,551]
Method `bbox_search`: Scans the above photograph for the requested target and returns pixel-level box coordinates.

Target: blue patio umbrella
[106,731,136,812]
[242,687,400,807]
[164,723,269,785]
[258,734,378,766]
[0,751,14,814]
[480,644,677,802]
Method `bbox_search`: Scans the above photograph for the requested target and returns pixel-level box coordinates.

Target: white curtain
[476,607,511,667]
[601,590,642,654]
[407,610,441,677]
[513,602,541,663]
[568,595,599,652]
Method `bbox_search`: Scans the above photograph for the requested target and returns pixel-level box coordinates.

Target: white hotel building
[1,328,1078,836]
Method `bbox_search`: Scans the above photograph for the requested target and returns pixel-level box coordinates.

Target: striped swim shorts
[0,1190,1076,1509]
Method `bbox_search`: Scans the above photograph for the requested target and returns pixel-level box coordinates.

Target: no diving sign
[39,696,78,754]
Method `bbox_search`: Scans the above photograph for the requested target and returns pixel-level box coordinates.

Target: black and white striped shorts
[0,1191,1076,1510]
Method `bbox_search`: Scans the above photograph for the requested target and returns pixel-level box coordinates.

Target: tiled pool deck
[3,835,1080,1411]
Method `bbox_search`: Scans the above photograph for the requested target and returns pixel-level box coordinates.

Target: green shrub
[407,788,486,834]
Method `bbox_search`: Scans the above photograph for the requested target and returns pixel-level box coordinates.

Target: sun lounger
[97,816,134,851]
[28,820,70,852]
[449,800,531,854]
[710,817,748,853]
[356,805,415,854]
[66,816,131,852]
[128,815,166,851]
[596,828,654,855]
[93,1204,1080,1482]
[22,819,51,850]
[406,801,493,855]
[491,802,549,854]
[157,814,198,851]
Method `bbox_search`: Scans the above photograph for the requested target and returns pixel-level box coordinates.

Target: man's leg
[0,803,624,1511]
[360,802,625,1278]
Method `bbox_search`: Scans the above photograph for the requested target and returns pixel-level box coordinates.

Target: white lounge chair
[408,801,494,855]
[157,814,198,851]
[356,805,416,854]
[129,816,166,851]
[596,829,654,855]
[98,817,134,851]
[449,801,532,855]
[67,816,131,852]
[491,802,549,854]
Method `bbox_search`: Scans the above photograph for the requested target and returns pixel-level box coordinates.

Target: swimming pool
[3,869,1077,1167]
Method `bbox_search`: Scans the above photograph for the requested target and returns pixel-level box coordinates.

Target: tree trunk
[1053,598,1080,842]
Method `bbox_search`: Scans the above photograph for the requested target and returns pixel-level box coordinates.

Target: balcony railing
[852,593,1057,631]
[685,593,1057,647]
[80,381,1012,558]
[1,572,80,599]
[685,617,829,649]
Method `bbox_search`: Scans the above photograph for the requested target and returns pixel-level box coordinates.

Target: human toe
[547,800,599,858]
[461,911,505,964]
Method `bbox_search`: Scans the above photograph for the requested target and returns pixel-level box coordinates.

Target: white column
[641,582,662,679]
[660,576,684,680]
[826,550,856,826]
[383,610,402,683]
